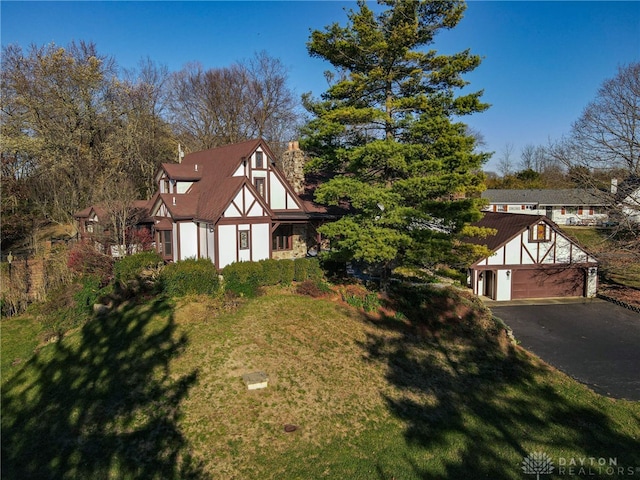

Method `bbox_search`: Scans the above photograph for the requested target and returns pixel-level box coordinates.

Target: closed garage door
[512,267,585,299]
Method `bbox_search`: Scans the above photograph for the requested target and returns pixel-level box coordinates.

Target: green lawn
[2,286,639,479]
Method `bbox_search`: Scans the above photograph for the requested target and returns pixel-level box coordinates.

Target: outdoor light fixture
[479,272,484,280]
[589,267,597,276]
[506,270,511,278]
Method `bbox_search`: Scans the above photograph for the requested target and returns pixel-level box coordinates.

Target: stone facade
[280,141,306,195]
[271,224,313,260]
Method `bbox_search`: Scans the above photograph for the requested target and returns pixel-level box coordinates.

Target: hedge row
[222,257,323,297]
[107,252,324,299]
[114,250,163,287]
[160,258,221,297]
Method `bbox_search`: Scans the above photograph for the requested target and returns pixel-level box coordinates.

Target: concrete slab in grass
[242,371,268,390]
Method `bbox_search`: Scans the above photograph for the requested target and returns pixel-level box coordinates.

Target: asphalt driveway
[490,299,640,401]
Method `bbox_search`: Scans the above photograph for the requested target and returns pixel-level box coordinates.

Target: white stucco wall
[270,171,286,209]
[176,182,193,194]
[218,224,237,268]
[172,226,178,262]
[233,164,245,177]
[251,223,270,261]
[495,270,512,301]
[198,223,208,259]
[478,227,595,268]
[179,222,198,260]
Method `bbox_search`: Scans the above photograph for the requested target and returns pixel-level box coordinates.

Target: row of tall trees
[1,42,299,248]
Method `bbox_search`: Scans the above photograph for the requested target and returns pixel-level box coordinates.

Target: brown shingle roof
[74,206,94,218]
[159,193,200,220]
[162,163,203,181]
[466,212,546,251]
[153,138,340,222]
[482,189,606,206]
[195,176,246,222]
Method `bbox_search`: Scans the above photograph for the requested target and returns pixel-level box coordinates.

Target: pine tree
[301,0,491,275]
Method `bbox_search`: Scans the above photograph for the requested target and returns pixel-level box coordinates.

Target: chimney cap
[288,140,300,151]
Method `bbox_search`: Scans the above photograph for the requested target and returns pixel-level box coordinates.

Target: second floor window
[529,223,550,242]
[255,177,265,197]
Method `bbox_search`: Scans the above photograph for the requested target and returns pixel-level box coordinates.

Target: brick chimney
[281,141,306,195]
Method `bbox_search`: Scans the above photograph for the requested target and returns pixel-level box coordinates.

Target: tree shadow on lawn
[1,295,204,480]
[364,284,640,480]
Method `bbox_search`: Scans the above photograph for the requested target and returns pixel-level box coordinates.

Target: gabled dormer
[225,141,304,213]
[156,162,203,195]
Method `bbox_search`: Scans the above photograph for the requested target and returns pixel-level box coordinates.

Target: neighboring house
[467,212,598,301]
[481,189,608,225]
[75,201,151,257]
[75,139,338,268]
[612,177,640,224]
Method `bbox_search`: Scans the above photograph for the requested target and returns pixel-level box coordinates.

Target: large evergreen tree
[302,0,491,273]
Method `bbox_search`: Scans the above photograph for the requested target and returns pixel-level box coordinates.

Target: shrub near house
[222,257,322,298]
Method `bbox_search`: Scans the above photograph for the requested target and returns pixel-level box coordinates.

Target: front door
[545,206,553,220]
[484,270,496,299]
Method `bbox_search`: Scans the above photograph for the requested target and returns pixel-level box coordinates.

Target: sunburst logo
[522,451,555,480]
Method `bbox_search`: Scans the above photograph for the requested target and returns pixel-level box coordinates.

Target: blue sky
[2,1,639,171]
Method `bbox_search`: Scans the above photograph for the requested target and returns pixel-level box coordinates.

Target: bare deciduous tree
[497,142,515,177]
[549,63,640,254]
[168,52,299,152]
[520,143,549,173]
[96,175,148,257]
[111,58,176,198]
[570,62,640,176]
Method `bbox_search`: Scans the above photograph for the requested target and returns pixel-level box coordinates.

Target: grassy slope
[2,287,639,479]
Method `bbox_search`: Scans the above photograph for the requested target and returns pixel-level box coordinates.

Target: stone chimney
[281,141,306,195]
[611,178,618,195]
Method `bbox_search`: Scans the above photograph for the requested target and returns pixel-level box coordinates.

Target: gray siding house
[481,189,608,225]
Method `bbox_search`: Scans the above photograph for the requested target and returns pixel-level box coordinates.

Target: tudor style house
[76,139,337,268]
[467,212,598,301]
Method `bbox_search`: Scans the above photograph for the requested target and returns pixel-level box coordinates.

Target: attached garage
[510,267,586,299]
[467,213,598,302]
